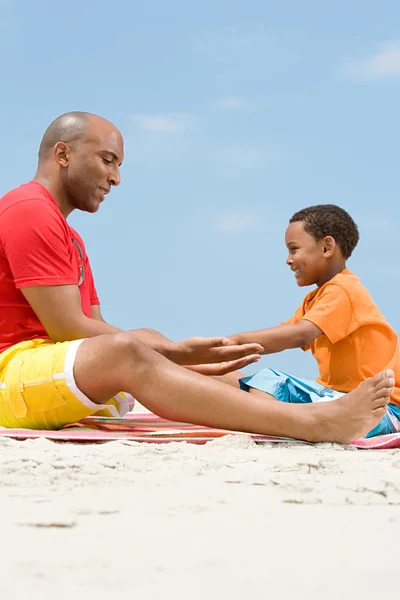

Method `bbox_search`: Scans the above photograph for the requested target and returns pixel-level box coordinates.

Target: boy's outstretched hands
[178,336,263,376]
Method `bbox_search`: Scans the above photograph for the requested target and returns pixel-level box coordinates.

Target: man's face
[285,221,326,287]
[62,119,124,214]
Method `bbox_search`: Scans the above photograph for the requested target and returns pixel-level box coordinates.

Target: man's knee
[106,332,149,362]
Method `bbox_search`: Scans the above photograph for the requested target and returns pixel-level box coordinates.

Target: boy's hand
[223,334,242,346]
[176,336,263,366]
[222,333,265,350]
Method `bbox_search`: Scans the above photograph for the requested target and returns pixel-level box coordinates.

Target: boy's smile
[285,221,327,287]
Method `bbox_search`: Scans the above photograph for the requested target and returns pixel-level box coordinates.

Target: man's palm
[183,336,263,366]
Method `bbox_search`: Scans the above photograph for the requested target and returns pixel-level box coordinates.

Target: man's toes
[372,376,395,393]
[372,395,390,409]
[372,406,387,420]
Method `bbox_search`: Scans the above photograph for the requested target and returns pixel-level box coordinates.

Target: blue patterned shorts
[240,368,400,439]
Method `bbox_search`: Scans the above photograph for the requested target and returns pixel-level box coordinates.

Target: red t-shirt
[0,181,100,352]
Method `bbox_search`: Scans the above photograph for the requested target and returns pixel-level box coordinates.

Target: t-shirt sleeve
[0,200,77,288]
[281,307,303,326]
[85,256,100,305]
[301,285,353,344]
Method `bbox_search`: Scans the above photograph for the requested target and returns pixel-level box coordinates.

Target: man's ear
[322,236,336,258]
[53,142,70,168]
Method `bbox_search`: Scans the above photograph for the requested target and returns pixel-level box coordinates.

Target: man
[0,112,394,443]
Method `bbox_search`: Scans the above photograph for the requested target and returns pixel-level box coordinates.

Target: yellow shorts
[0,338,134,430]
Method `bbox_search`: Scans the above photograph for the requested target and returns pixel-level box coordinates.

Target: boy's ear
[322,236,336,258]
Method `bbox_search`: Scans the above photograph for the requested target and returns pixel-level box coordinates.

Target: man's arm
[22,284,263,368]
[91,305,105,321]
[227,320,323,355]
[90,305,254,375]
[7,200,262,371]
[91,304,180,353]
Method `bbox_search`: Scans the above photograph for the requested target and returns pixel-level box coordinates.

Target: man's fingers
[214,354,261,375]
[211,343,264,363]
[184,354,260,376]
[195,337,226,347]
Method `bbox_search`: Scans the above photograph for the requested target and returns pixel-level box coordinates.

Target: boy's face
[285,221,326,287]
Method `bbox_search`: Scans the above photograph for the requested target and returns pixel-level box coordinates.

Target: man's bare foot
[306,370,395,444]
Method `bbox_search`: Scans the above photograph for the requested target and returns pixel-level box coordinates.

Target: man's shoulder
[0,181,56,216]
[69,226,87,253]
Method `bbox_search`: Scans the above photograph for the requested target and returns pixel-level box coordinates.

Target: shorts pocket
[20,380,68,414]
[12,345,68,417]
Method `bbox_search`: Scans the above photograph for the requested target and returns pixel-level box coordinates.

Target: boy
[226,204,400,438]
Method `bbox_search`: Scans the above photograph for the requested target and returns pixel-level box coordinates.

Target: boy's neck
[316,261,347,288]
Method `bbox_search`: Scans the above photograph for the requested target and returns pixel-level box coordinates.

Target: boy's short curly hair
[289,204,359,259]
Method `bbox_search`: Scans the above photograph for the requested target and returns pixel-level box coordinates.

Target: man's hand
[175,336,263,366]
[184,352,261,376]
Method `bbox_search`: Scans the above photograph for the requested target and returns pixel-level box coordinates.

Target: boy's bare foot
[305,370,395,444]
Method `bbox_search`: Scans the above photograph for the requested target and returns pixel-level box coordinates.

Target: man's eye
[102,158,112,164]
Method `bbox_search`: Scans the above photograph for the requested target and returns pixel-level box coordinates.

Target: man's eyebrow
[104,150,123,166]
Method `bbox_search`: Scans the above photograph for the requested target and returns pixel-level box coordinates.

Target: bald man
[0,112,394,442]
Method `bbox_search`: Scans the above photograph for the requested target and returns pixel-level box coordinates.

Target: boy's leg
[212,371,243,387]
[213,371,277,399]
[73,332,394,444]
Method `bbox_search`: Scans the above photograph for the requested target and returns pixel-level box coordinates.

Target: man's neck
[33,171,73,218]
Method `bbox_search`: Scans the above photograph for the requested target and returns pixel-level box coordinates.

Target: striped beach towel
[0,413,400,449]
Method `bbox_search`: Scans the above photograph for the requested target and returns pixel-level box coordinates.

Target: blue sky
[1,0,399,378]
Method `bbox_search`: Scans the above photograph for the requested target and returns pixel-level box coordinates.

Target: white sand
[1,408,400,599]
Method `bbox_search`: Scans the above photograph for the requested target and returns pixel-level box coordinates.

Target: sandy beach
[2,405,400,600]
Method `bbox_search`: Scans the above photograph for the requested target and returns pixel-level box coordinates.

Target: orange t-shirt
[285,268,400,406]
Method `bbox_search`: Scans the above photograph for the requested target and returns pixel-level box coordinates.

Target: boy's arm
[227,320,322,355]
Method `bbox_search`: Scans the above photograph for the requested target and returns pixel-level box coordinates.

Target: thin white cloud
[193,25,308,69]
[194,24,267,58]
[215,213,262,233]
[215,96,246,109]
[214,144,286,170]
[133,113,195,133]
[216,145,265,169]
[343,41,400,80]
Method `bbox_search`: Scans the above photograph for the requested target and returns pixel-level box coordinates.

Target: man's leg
[73,333,394,444]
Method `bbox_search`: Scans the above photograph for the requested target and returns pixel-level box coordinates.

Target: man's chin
[82,200,101,214]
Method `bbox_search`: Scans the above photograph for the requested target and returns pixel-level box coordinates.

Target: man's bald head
[35,111,124,215]
[38,111,118,161]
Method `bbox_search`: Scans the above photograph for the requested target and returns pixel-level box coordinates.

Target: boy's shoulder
[325,269,362,292]
[303,269,377,315]
[327,268,373,297]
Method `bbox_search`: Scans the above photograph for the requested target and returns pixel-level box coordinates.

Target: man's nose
[108,168,121,187]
